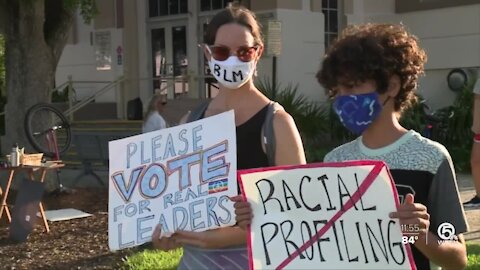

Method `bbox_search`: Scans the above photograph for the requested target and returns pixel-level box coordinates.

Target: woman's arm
[175,226,247,249]
[232,110,307,230]
[153,226,246,251]
[272,110,307,165]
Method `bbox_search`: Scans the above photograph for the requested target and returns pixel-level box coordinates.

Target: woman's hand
[174,229,224,249]
[151,224,181,251]
[389,193,430,237]
[175,226,247,249]
[231,195,253,230]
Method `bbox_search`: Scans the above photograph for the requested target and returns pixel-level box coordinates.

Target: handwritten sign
[238,161,416,270]
[108,111,237,251]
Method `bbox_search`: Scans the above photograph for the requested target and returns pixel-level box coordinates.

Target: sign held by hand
[108,111,237,251]
[238,161,416,270]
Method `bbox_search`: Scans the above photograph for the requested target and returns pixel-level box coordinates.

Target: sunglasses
[206,45,259,62]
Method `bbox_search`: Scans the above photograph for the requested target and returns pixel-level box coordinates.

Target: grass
[122,243,480,269]
[122,248,182,270]
[468,243,480,270]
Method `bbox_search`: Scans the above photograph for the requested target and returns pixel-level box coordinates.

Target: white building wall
[367,4,480,69]
[348,1,480,109]
[56,14,124,103]
[57,2,480,111]
[345,0,396,24]
[256,8,325,102]
[57,3,327,107]
[136,0,150,110]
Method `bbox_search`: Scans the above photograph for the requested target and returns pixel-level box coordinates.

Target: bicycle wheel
[24,103,72,158]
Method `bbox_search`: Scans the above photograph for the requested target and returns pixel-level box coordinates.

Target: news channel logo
[437,222,458,243]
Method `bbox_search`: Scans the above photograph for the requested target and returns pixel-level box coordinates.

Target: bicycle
[419,100,454,142]
[24,103,72,158]
[24,103,73,194]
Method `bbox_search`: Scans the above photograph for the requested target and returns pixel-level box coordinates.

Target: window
[149,0,159,17]
[151,28,166,78]
[322,0,338,49]
[200,0,235,11]
[149,0,188,17]
[179,0,188,13]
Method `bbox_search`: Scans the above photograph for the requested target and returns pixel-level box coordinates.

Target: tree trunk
[3,0,73,154]
[0,0,78,191]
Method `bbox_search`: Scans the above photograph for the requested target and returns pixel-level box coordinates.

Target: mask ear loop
[382,96,391,106]
[253,46,261,77]
[200,44,216,63]
[204,45,212,57]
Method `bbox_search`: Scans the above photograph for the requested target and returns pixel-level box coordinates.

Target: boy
[234,23,468,270]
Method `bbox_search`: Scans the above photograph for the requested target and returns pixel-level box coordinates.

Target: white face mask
[208,54,256,89]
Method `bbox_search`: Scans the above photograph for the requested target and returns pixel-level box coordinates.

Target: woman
[152,5,306,269]
[142,94,168,133]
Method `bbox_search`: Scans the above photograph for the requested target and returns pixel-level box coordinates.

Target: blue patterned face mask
[333,92,383,135]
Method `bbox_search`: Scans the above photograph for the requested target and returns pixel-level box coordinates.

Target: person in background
[464,78,480,208]
[151,5,306,270]
[142,94,168,133]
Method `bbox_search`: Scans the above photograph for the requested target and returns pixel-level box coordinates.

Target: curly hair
[316,23,427,112]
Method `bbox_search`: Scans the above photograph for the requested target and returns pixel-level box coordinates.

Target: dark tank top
[236,105,270,170]
[202,105,269,193]
[202,105,270,170]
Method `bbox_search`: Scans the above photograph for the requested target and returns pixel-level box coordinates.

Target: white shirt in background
[142,112,167,133]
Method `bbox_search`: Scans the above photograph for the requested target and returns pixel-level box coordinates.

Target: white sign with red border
[238,161,416,270]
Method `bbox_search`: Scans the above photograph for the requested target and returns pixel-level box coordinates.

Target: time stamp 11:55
[400,224,422,245]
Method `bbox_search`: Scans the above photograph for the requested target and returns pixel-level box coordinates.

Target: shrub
[399,94,427,134]
[400,81,476,173]
[441,80,475,172]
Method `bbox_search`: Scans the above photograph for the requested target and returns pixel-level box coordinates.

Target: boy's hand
[389,193,430,236]
[151,224,181,251]
[230,195,253,230]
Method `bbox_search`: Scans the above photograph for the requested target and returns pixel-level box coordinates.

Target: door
[150,22,188,98]
[198,16,219,98]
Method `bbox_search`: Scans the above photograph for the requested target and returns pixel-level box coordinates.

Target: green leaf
[62,0,98,23]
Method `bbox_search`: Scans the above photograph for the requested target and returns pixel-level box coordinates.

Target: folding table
[0,162,64,233]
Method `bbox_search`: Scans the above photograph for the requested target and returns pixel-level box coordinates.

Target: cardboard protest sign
[108,111,237,251]
[238,161,416,270]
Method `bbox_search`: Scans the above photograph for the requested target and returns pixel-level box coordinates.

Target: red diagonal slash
[275,163,384,270]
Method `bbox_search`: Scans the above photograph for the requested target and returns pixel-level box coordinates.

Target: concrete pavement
[457,174,480,243]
